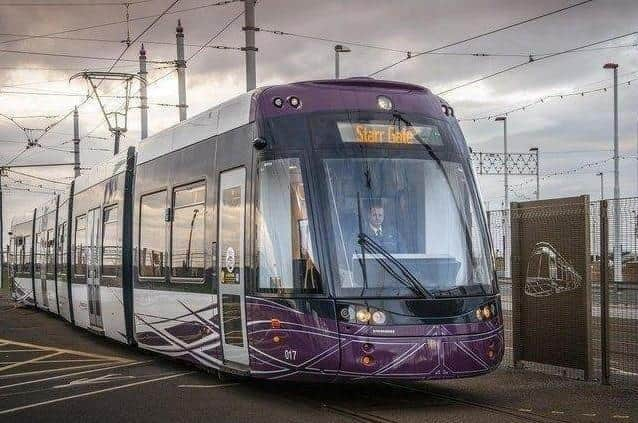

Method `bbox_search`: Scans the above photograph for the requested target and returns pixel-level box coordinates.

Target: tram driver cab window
[256,158,322,294]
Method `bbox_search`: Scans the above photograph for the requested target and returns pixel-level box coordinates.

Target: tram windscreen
[324,157,493,298]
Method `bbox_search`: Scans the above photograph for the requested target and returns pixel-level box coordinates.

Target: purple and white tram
[8,78,503,381]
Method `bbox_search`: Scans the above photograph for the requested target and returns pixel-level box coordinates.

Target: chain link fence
[487,197,638,386]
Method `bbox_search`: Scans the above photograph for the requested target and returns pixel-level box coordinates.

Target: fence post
[600,200,610,385]
[510,202,522,368]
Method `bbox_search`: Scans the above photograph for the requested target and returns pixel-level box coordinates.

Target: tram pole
[176,20,187,121]
[139,44,149,139]
[597,172,604,200]
[114,130,120,156]
[73,107,80,177]
[243,0,257,91]
[604,63,622,284]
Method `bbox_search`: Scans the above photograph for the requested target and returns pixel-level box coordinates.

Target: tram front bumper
[337,323,504,381]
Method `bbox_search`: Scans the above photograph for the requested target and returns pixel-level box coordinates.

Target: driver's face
[369,207,384,228]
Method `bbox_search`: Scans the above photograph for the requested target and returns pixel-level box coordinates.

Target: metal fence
[488,197,638,386]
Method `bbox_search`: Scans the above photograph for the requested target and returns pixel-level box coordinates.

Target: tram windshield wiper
[356,231,434,299]
[392,111,477,286]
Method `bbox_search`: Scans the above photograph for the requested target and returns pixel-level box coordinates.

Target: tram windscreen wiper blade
[357,232,434,299]
[392,111,477,285]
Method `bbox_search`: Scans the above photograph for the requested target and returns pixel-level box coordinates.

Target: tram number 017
[284,349,297,361]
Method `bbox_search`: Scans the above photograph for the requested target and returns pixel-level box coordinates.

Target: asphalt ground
[0,292,636,423]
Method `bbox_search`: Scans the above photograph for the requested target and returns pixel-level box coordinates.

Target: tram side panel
[71,166,128,343]
[133,134,221,367]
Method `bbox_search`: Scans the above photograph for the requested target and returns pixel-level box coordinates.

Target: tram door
[86,208,103,329]
[218,167,249,366]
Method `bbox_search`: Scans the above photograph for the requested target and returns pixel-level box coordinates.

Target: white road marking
[178,383,239,389]
[612,416,630,419]
[0,362,119,379]
[53,374,135,389]
[551,410,565,415]
[0,351,64,373]
[0,360,150,390]
[0,350,44,353]
[0,371,194,415]
[518,408,532,412]
[582,413,597,417]
[0,338,130,363]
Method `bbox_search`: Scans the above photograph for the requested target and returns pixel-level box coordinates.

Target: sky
[1,0,638,242]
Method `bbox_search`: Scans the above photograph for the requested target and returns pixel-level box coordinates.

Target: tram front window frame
[309,112,493,299]
[253,155,324,296]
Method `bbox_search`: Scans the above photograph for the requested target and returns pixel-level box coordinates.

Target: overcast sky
[1,0,638,241]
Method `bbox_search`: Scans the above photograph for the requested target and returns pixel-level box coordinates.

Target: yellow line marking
[0,338,130,363]
[34,359,112,363]
[178,383,239,389]
[612,416,630,419]
[0,351,64,373]
[0,362,119,379]
[0,349,45,353]
[0,360,152,390]
[0,371,193,415]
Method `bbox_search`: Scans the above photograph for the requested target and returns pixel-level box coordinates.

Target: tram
[8,78,503,381]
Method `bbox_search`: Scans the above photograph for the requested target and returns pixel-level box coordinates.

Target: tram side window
[256,158,322,294]
[58,222,66,276]
[74,215,87,276]
[46,228,54,278]
[171,183,205,281]
[34,233,43,274]
[23,235,31,275]
[101,205,120,277]
[139,190,167,277]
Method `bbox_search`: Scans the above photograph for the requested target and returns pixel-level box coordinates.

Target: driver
[366,201,402,252]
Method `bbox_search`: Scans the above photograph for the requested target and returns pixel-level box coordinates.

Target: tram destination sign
[336,122,441,145]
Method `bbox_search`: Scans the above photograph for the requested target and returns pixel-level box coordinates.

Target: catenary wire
[368,0,593,77]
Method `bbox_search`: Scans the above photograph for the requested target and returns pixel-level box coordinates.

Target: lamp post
[604,62,622,283]
[529,147,539,200]
[597,172,604,200]
[334,44,351,79]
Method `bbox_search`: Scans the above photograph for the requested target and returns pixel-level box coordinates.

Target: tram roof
[16,78,448,225]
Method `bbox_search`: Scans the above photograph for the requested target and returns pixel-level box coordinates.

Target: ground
[0,291,636,423]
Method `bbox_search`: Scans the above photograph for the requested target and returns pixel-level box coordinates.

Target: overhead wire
[437,30,638,95]
[0,0,242,46]
[459,74,638,121]
[367,0,594,77]
[0,32,243,51]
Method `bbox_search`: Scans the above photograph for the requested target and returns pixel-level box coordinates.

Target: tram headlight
[371,311,386,325]
[475,304,496,321]
[356,308,371,323]
[481,306,492,320]
[288,96,301,108]
[377,95,393,111]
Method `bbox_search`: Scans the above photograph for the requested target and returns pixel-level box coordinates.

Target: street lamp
[596,172,604,200]
[334,44,351,79]
[529,147,539,200]
[495,117,508,209]
[604,62,622,283]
